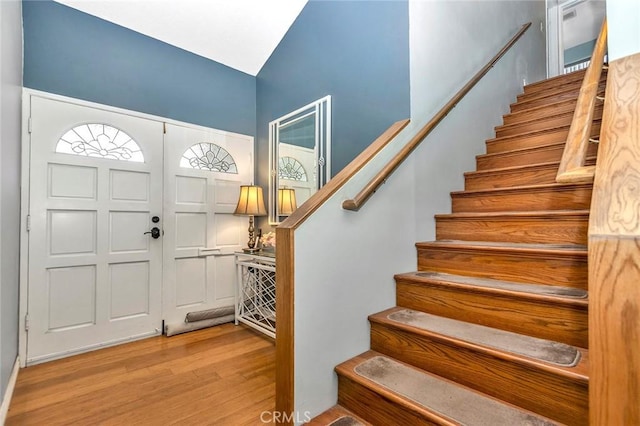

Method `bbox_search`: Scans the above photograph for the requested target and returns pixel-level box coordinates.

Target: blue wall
[256,0,410,186]
[564,39,596,66]
[1,0,22,400]
[22,0,256,136]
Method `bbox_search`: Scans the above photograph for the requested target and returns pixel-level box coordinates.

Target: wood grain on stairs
[451,182,593,213]
[516,76,606,103]
[337,351,558,426]
[369,308,588,425]
[486,120,601,154]
[435,210,589,244]
[502,97,585,126]
[305,405,371,426]
[510,84,605,112]
[416,240,588,288]
[464,157,596,190]
[495,103,603,137]
[521,68,588,94]
[395,271,588,348]
[476,140,599,170]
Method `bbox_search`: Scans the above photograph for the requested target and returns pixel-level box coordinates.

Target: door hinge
[163,122,166,134]
[28,117,33,133]
[25,314,30,332]
[26,214,31,232]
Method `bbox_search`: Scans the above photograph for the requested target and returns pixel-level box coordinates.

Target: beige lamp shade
[234,185,267,216]
[278,188,297,216]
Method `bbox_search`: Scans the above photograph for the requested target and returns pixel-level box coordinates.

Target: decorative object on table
[234,185,267,253]
[278,187,297,216]
[261,231,276,252]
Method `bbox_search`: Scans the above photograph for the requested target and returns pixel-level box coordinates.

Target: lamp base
[242,247,261,254]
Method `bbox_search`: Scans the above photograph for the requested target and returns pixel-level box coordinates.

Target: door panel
[163,123,252,328]
[27,96,163,364]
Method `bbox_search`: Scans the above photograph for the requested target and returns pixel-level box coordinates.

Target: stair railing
[275,22,532,423]
[342,22,531,211]
[556,18,608,184]
[579,18,640,425]
[274,119,409,420]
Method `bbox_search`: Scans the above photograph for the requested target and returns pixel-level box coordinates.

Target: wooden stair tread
[453,182,592,196]
[516,78,606,103]
[510,85,605,112]
[522,69,587,92]
[477,140,595,161]
[307,405,372,426]
[395,270,588,301]
[435,209,589,220]
[495,104,603,135]
[371,307,588,376]
[339,351,560,426]
[486,120,600,145]
[465,158,595,178]
[436,210,589,244]
[501,96,589,126]
[416,239,587,255]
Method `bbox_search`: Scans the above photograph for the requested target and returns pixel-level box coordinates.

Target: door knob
[144,227,161,239]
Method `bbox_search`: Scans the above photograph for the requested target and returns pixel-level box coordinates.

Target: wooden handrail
[342,22,532,211]
[556,18,608,184]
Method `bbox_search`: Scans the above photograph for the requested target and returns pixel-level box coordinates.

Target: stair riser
[435,215,588,244]
[503,99,579,126]
[487,121,601,155]
[370,324,588,426]
[466,165,559,190]
[452,186,593,213]
[476,142,599,170]
[337,375,439,426]
[496,105,603,138]
[396,280,588,348]
[416,247,588,288]
[510,85,605,112]
[465,157,596,190]
[522,70,591,94]
[517,77,606,103]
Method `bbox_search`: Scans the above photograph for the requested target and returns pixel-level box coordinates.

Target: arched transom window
[55,123,144,162]
[180,142,238,173]
[278,156,307,181]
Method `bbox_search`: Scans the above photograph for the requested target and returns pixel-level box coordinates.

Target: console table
[234,251,276,338]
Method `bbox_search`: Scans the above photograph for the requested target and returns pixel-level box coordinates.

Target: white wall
[0,0,23,400]
[291,1,546,421]
[607,0,640,61]
[410,0,546,241]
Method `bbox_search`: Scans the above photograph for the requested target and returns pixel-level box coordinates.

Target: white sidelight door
[162,123,252,329]
[27,96,164,364]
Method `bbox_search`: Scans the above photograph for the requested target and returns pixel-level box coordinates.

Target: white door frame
[19,89,254,366]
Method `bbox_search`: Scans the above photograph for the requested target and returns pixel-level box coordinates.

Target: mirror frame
[268,96,331,225]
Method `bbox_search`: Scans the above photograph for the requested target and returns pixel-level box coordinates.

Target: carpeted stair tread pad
[354,356,557,426]
[388,309,580,367]
[413,271,587,299]
[328,416,365,426]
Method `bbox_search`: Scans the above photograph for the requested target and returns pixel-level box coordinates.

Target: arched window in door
[278,156,308,181]
[180,142,238,173]
[56,123,144,162]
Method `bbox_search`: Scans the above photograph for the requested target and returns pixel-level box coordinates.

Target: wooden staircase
[308,68,605,426]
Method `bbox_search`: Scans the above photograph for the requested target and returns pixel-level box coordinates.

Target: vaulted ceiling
[54,0,308,76]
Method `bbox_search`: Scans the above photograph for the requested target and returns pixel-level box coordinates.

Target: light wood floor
[7,323,275,425]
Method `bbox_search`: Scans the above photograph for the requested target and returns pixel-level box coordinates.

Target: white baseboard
[0,356,19,424]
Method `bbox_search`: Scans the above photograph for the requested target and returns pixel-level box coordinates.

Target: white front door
[27,96,163,364]
[162,124,252,328]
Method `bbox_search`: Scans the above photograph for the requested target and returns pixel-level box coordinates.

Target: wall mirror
[269,96,331,224]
